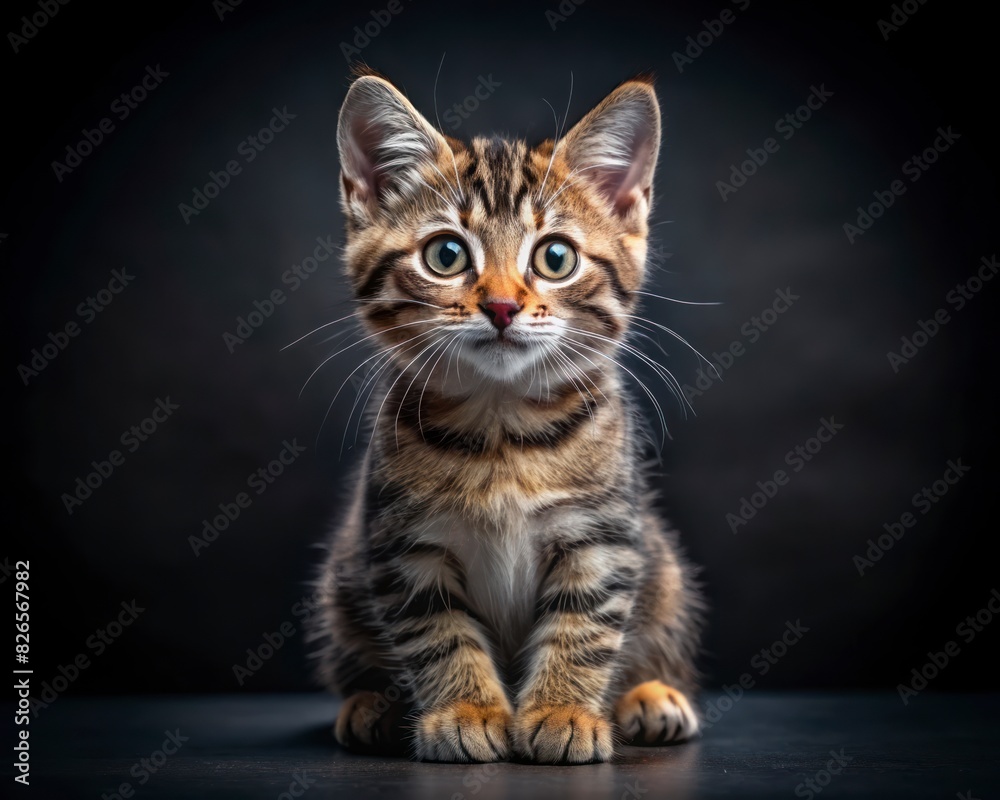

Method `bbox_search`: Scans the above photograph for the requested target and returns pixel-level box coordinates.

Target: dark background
[6,0,997,702]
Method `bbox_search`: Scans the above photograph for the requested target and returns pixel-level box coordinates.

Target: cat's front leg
[371,538,512,763]
[512,520,643,764]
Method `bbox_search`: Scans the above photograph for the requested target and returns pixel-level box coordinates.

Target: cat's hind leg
[334,684,412,754]
[314,511,412,754]
[614,515,703,745]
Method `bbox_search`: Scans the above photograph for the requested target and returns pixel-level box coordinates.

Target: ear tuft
[556,80,661,220]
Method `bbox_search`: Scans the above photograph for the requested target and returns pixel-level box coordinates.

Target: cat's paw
[614,680,700,745]
[513,704,614,764]
[413,700,512,762]
[335,690,401,749]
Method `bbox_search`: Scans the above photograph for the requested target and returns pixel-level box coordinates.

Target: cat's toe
[614,680,700,744]
[414,700,512,762]
[513,704,614,764]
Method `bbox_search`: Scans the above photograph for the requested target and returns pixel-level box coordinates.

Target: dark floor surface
[25,693,999,798]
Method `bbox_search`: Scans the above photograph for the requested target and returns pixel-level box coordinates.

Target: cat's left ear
[556,78,661,224]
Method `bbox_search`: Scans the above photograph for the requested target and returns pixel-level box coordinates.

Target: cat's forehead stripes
[463,138,534,220]
[453,137,545,271]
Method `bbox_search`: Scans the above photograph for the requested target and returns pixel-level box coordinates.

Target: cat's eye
[422,235,470,277]
[531,239,579,281]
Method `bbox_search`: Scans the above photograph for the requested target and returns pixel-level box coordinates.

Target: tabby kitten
[313,70,703,764]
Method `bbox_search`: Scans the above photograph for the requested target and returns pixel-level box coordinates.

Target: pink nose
[481,301,521,331]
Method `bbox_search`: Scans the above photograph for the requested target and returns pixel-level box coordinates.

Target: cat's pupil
[546,243,567,272]
[439,241,460,268]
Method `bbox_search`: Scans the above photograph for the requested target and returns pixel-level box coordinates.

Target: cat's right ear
[337,75,450,224]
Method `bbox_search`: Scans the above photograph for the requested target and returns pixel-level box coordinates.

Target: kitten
[311,69,703,764]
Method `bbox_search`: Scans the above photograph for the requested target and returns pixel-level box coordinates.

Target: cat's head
[336,71,660,390]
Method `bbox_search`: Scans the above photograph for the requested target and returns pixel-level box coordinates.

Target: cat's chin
[455,337,546,385]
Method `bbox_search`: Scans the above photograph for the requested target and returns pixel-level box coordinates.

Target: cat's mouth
[452,326,562,383]
[472,334,527,349]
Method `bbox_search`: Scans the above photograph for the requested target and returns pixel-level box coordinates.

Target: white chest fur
[422,512,540,662]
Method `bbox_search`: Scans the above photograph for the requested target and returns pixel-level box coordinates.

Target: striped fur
[311,72,703,763]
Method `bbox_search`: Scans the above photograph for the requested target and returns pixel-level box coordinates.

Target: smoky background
[5,0,997,696]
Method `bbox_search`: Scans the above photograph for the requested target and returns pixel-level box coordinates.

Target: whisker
[442,333,463,387]
[561,325,692,419]
[632,289,721,307]
[547,348,600,434]
[561,339,669,445]
[393,335,451,449]
[318,328,442,452]
[429,164,462,206]
[282,310,364,351]
[298,318,439,399]
[622,324,672,359]
[432,51,465,200]
[310,320,364,350]
[609,313,720,379]
[536,71,574,204]
[354,298,448,310]
[414,174,453,208]
[418,336,460,434]
[542,162,608,209]
[370,334,450,453]
[319,329,439,447]
[343,327,446,454]
[348,352,401,453]
[565,354,611,408]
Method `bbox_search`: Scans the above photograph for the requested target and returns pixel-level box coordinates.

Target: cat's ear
[337,74,450,222]
[556,79,661,222]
